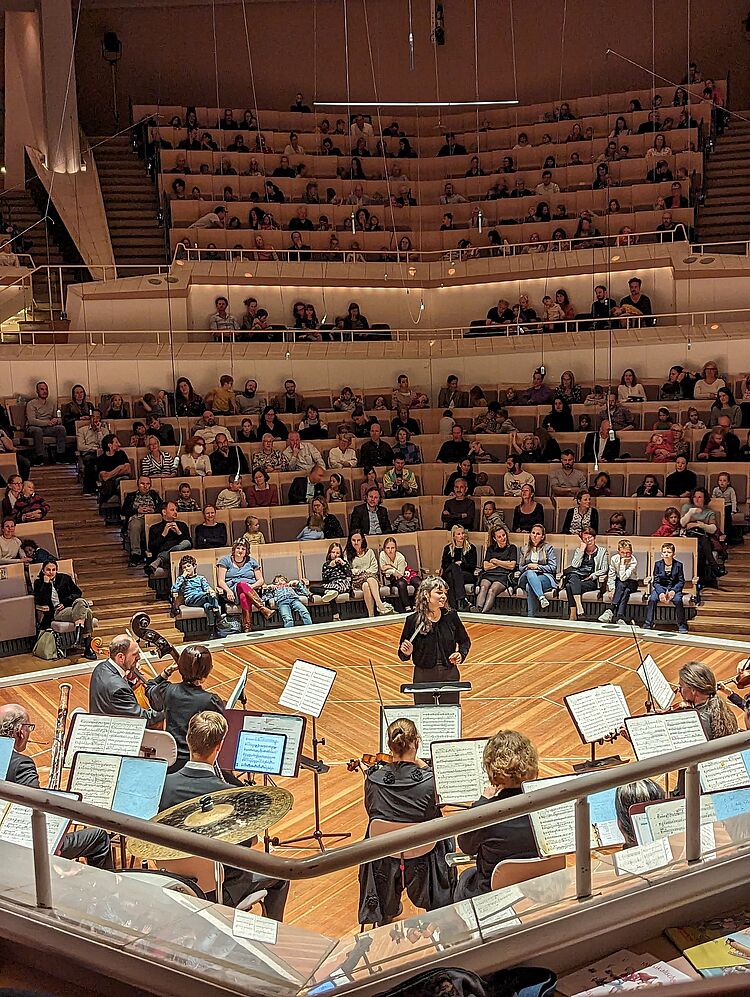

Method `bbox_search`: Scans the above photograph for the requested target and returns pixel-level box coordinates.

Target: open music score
[636,654,675,711]
[0,790,79,853]
[68,752,168,819]
[380,704,461,760]
[279,660,336,718]
[63,713,147,768]
[233,731,287,776]
[613,837,674,877]
[698,749,750,793]
[625,711,707,761]
[523,775,624,855]
[218,712,306,778]
[0,737,13,780]
[232,909,279,944]
[431,738,488,805]
[564,685,630,745]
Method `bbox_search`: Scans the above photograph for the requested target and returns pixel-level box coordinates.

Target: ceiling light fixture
[682,255,698,264]
[611,254,620,262]
[710,323,719,330]
[699,257,715,264]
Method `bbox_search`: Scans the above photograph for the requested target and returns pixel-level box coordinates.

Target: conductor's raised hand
[399,638,414,657]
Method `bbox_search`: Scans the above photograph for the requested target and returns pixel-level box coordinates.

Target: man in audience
[289,464,327,505]
[178,126,202,150]
[510,177,532,198]
[209,433,250,476]
[441,477,475,530]
[146,414,176,446]
[140,436,177,478]
[192,411,232,447]
[145,500,191,576]
[549,450,587,497]
[96,434,131,503]
[643,542,687,633]
[209,295,240,334]
[503,457,535,496]
[282,431,324,473]
[290,92,311,112]
[350,113,374,150]
[699,415,740,461]
[618,277,654,326]
[637,110,661,133]
[439,182,467,205]
[522,370,553,406]
[190,205,226,229]
[438,375,468,409]
[289,205,314,232]
[358,423,394,468]
[437,132,467,157]
[25,381,67,464]
[77,409,112,493]
[436,425,470,464]
[590,284,616,327]
[383,456,418,497]
[665,455,698,498]
[122,475,162,566]
[0,703,114,869]
[535,170,560,196]
[89,633,165,725]
[583,418,621,462]
[273,379,305,414]
[665,181,689,209]
[349,486,392,536]
[602,391,636,431]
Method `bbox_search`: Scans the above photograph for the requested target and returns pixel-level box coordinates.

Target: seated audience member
[391,374,415,410]
[438,376,468,409]
[14,480,50,522]
[195,505,228,549]
[343,302,370,331]
[307,496,344,539]
[140,436,177,478]
[77,410,111,493]
[632,474,663,498]
[208,295,240,334]
[145,415,176,446]
[378,537,414,611]
[522,370,553,406]
[175,378,205,418]
[481,500,507,532]
[617,277,654,325]
[122,476,162,565]
[245,468,278,507]
[272,379,305,415]
[486,298,514,326]
[512,484,545,533]
[599,539,639,624]
[347,531,394,616]
[241,515,266,547]
[25,381,67,464]
[616,781,666,847]
[299,405,327,440]
[549,450,587,496]
[236,419,256,444]
[555,370,582,405]
[0,518,25,563]
[665,456,697,498]
[328,428,358,468]
[590,284,617,326]
[95,434,131,503]
[170,561,223,637]
[262,576,312,628]
[282,431,324,473]
[175,483,198,514]
[177,437,209,478]
[236,378,262,414]
[210,375,238,415]
[455,730,539,900]
[145,501,192,576]
[393,502,419,533]
[325,473,347,504]
[503,457,535,497]
[445,459,476,496]
[543,397,575,434]
[1,476,22,521]
[684,407,707,437]
[693,361,726,400]
[33,560,96,658]
[441,478,476,531]
[708,387,742,428]
[349,487,392,536]
[358,423,394,468]
[383,457,419,498]
[562,489,599,535]
[562,527,609,621]
[289,465,327,506]
[440,524,477,610]
[589,471,612,497]
[392,427,421,465]
[583,419,621,462]
[605,512,628,536]
[643,542,687,632]
[474,402,515,435]
[209,433,250,477]
[475,526,517,613]
[130,421,148,447]
[646,429,675,463]
[652,506,681,538]
[602,392,636,432]
[681,486,721,592]
[215,477,248,510]
[698,415,739,460]
[252,434,287,472]
[518,525,557,617]
[333,386,360,414]
[390,404,420,437]
[652,407,673,431]
[62,384,94,435]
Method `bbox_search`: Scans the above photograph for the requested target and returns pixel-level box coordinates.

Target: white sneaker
[379,603,396,615]
[538,596,550,609]
[320,590,338,603]
[616,618,629,627]
[598,609,613,623]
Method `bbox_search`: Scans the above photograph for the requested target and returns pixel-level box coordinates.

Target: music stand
[400,681,471,705]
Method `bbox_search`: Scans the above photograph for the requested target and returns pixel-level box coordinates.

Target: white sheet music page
[278,660,336,718]
[699,752,750,792]
[625,711,706,760]
[64,714,146,768]
[565,685,629,744]
[381,705,461,759]
[637,654,675,712]
[232,909,279,944]
[431,738,488,804]
[69,753,121,809]
[613,837,673,876]
[524,775,578,856]
[646,796,716,841]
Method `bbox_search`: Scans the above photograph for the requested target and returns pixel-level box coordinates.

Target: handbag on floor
[33,629,64,661]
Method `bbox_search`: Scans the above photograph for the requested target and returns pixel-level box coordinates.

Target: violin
[347,752,391,773]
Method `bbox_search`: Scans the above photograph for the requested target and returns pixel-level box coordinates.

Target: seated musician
[0,703,113,870]
[149,645,225,772]
[88,634,166,728]
[158,711,289,919]
[357,718,455,927]
[615,780,665,848]
[454,730,539,901]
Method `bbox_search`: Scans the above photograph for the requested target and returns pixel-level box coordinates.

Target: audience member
[643,542,687,632]
[145,502,192,576]
[25,381,67,464]
[358,423,394,468]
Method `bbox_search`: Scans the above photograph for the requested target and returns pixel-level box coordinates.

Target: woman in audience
[615,781,665,847]
[619,368,647,403]
[325,473,348,504]
[562,489,599,535]
[610,115,630,138]
[175,377,204,417]
[63,384,94,435]
[693,361,726,400]
[445,459,476,496]
[455,730,539,900]
[258,406,289,441]
[359,466,384,502]
[518,524,557,617]
[680,487,722,591]
[543,397,574,433]
[379,537,414,611]
[475,526,517,613]
[34,560,97,658]
[327,428,357,468]
[512,483,545,533]
[440,524,477,611]
[632,473,663,498]
[589,471,612,497]
[298,405,327,440]
[194,504,227,549]
[320,542,352,607]
[252,433,286,472]
[245,468,278,507]
[105,394,129,420]
[2,475,23,520]
[392,427,421,465]
[646,132,672,162]
[563,526,609,621]
[347,531,394,617]
[555,370,582,404]
[235,419,256,444]
[708,387,742,428]
[180,437,211,477]
[216,539,274,631]
[343,301,370,331]
[310,496,344,539]
[658,364,689,401]
[390,404,420,437]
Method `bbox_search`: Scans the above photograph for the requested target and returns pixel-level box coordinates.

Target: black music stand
[400,681,471,705]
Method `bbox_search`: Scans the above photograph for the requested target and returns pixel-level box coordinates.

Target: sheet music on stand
[63,713,147,768]
[523,776,624,855]
[68,752,168,819]
[227,667,249,710]
[0,790,79,853]
[380,704,461,760]
[564,685,629,744]
[625,711,706,762]
[278,660,336,718]
[698,749,750,793]
[431,737,489,805]
[636,654,675,712]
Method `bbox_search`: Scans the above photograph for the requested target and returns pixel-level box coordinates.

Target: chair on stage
[489,854,566,890]
[140,729,178,767]
[156,856,267,912]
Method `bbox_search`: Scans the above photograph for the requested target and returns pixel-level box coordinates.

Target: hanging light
[477,208,484,234]
[350,211,356,234]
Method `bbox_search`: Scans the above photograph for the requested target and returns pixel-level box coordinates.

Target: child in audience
[130,421,148,447]
[372,395,388,412]
[215,477,247,509]
[605,512,627,536]
[392,502,419,533]
[652,407,673,430]
[141,391,167,418]
[176,482,199,512]
[211,375,238,415]
[589,471,612,497]
[713,471,739,543]
[541,294,564,324]
[503,387,519,406]
[632,474,663,497]
[326,473,347,503]
[584,385,606,406]
[296,513,325,540]
[171,554,221,632]
[684,407,706,437]
[262,575,313,628]
[599,538,639,625]
[652,506,681,537]
[241,515,265,546]
[643,542,687,633]
[473,472,495,497]
[439,410,455,435]
[578,414,592,431]
[645,430,674,463]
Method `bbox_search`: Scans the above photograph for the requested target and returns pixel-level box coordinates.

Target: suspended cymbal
[127,784,293,861]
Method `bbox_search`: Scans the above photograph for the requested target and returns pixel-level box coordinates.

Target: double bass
[129,612,180,714]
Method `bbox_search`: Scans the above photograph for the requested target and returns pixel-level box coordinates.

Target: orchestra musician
[454,730,539,901]
[397,576,471,705]
[148,645,225,771]
[88,634,166,727]
[357,718,455,926]
[158,711,289,919]
[676,662,738,740]
[0,703,113,869]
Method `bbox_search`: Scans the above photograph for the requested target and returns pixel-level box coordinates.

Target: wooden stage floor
[0,619,745,940]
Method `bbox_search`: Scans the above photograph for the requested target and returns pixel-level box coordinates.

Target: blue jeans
[184,591,221,625]
[645,585,685,627]
[277,598,312,628]
[519,570,554,617]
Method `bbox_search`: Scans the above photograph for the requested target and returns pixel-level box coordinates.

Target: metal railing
[3,728,750,911]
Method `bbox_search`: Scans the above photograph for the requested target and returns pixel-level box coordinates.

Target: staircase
[91,134,166,275]
[695,115,750,251]
[33,463,182,649]
[688,540,750,639]
[0,188,69,319]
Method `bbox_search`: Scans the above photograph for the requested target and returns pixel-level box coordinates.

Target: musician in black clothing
[148,645,225,771]
[398,576,471,704]
[158,711,289,918]
[454,730,539,901]
[357,718,455,926]
[0,703,113,869]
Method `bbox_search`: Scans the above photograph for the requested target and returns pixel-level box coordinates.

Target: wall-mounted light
[699,257,715,265]
[447,264,456,276]
[408,266,417,278]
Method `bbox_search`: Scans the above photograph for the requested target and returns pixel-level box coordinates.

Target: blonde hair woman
[678,662,738,740]
[439,524,477,610]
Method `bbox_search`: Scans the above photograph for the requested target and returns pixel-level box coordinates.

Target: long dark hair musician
[397,576,471,704]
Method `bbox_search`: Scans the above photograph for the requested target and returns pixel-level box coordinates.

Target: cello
[129,612,180,716]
